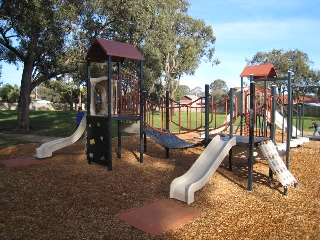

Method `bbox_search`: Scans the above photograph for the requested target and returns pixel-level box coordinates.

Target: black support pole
[228,87,234,171]
[284,71,292,196]
[139,60,144,163]
[269,85,277,178]
[240,77,244,136]
[143,91,147,153]
[117,62,121,159]
[263,77,267,137]
[205,84,209,145]
[286,71,292,170]
[248,75,255,191]
[270,85,277,143]
[229,88,234,137]
[165,90,170,158]
[107,56,112,171]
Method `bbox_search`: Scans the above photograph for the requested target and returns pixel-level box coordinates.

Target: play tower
[85,38,145,170]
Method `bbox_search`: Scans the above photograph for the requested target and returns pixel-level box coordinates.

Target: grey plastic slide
[170,135,237,205]
[35,115,86,158]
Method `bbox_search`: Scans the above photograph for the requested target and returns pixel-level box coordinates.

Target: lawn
[0,110,316,148]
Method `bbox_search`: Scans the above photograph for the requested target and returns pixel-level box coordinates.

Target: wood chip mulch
[0,134,319,239]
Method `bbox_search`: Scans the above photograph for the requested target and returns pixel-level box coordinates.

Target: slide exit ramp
[170,135,236,205]
[273,111,303,138]
[258,140,297,187]
[35,115,86,158]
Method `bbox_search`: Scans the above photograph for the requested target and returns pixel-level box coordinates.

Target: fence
[302,105,320,117]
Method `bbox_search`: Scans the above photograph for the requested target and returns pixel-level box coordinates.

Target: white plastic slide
[267,110,309,149]
[258,140,297,187]
[170,135,237,205]
[199,113,232,138]
[35,115,86,158]
[119,122,140,134]
[271,110,301,137]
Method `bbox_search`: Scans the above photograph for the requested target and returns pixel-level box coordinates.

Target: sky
[1,0,320,90]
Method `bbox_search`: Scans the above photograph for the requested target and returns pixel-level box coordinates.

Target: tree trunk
[16,36,38,129]
[78,88,82,108]
[16,66,33,129]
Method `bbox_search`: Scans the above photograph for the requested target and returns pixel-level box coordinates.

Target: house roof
[86,38,145,63]
[182,95,199,101]
[301,95,320,104]
[280,94,320,105]
[240,64,278,79]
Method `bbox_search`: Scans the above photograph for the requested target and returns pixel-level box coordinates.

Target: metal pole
[165,90,170,158]
[269,85,277,178]
[228,88,234,172]
[240,77,244,136]
[286,71,292,169]
[270,85,276,142]
[117,62,121,159]
[139,60,144,163]
[263,77,267,137]
[248,75,255,191]
[229,88,234,137]
[205,84,209,145]
[284,71,292,196]
[107,55,112,171]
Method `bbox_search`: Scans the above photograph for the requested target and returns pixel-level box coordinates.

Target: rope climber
[143,128,200,149]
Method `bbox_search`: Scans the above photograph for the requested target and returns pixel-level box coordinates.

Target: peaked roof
[181,95,199,100]
[300,95,320,104]
[240,64,278,78]
[86,38,145,63]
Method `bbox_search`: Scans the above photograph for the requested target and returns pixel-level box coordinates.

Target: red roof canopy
[240,64,278,78]
[86,38,145,63]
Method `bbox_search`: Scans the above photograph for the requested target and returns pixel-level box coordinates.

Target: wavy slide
[170,135,237,205]
[35,115,86,159]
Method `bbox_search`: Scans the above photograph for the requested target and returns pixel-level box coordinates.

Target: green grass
[0,110,315,148]
[0,110,125,147]
[0,110,77,137]
[145,111,234,132]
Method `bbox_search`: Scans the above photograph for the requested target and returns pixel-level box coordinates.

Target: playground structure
[34,38,311,202]
[85,38,145,170]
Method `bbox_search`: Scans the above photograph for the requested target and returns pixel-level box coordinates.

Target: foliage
[0,64,2,85]
[0,0,82,128]
[0,83,20,102]
[175,85,191,101]
[246,49,320,85]
[190,86,203,97]
[210,79,229,103]
[0,0,218,129]
[142,0,219,100]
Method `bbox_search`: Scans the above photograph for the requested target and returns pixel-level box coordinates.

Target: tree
[0,64,2,86]
[0,83,20,102]
[0,0,219,130]
[175,84,190,101]
[142,0,219,100]
[0,0,81,129]
[210,79,228,103]
[245,49,319,85]
[190,86,203,97]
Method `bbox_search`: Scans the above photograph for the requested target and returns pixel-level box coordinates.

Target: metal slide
[170,135,237,205]
[35,115,86,158]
